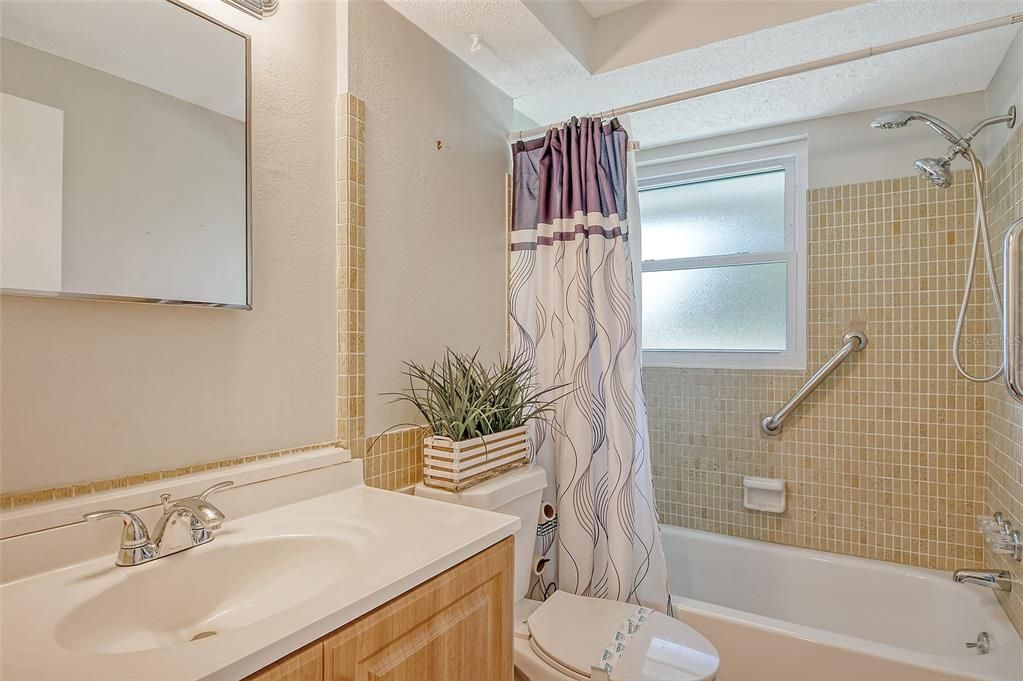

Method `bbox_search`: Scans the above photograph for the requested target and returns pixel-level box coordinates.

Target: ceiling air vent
[222,0,278,19]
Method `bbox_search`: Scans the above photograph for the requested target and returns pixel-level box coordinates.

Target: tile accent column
[337,94,366,459]
[364,426,430,490]
[335,94,427,491]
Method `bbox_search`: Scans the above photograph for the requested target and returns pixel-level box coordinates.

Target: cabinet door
[323,537,513,681]
[246,643,323,681]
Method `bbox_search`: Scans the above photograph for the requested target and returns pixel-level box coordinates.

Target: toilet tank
[415,465,548,602]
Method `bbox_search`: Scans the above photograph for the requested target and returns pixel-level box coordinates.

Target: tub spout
[953,568,1012,593]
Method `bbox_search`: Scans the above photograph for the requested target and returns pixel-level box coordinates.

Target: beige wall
[347,0,513,436]
[0,0,338,494]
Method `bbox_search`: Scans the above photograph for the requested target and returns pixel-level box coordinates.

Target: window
[635,141,807,370]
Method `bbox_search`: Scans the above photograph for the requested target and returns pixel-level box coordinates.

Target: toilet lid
[527,592,719,681]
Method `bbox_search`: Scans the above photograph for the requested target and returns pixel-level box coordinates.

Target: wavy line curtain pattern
[509,117,669,611]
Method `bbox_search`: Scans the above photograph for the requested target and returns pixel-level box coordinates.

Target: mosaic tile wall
[337,93,367,461]
[364,426,430,491]
[983,124,1023,635]
[645,168,992,570]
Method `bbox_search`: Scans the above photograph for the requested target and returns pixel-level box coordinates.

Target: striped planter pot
[423,426,529,492]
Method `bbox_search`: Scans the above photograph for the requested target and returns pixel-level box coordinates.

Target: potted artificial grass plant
[390,349,566,491]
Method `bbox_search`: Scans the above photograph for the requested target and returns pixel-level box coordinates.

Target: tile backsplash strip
[984,123,1023,636]
[0,440,339,509]
[645,168,990,571]
[337,93,367,460]
[364,426,430,491]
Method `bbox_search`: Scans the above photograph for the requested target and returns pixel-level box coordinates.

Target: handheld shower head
[870,110,915,129]
[870,110,963,144]
[914,157,953,188]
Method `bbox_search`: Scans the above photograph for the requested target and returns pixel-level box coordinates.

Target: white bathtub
[661,525,1023,681]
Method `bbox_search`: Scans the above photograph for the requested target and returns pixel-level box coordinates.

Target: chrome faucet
[953,568,1013,593]
[84,481,233,567]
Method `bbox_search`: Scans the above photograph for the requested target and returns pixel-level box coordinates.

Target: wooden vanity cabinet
[247,644,323,681]
[245,537,513,681]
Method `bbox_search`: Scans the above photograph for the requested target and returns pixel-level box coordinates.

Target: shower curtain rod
[507,13,1023,142]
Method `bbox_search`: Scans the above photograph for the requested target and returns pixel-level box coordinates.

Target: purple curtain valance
[511,117,629,249]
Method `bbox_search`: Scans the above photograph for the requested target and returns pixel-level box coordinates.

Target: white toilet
[415,465,719,681]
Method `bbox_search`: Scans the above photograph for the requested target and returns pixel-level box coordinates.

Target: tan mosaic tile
[337,93,366,460]
[644,168,991,571]
[364,426,430,491]
[983,123,1023,636]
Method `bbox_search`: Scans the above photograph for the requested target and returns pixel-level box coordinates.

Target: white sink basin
[1,459,519,681]
[54,535,352,654]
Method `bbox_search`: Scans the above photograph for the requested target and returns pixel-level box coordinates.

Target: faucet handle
[83,509,151,548]
[198,480,234,501]
[965,632,992,654]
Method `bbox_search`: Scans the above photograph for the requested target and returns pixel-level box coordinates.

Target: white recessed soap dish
[743,476,786,513]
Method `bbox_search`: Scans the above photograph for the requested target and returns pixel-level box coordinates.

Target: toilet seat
[520,592,719,681]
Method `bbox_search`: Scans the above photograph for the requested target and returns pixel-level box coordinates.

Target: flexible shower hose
[952,151,1004,383]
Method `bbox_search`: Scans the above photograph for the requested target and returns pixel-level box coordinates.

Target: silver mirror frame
[221,0,278,19]
[0,0,254,310]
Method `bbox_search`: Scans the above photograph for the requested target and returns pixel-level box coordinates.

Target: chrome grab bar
[1006,218,1023,405]
[761,331,867,436]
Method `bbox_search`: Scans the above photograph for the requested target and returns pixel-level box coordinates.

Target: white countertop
[1,465,519,681]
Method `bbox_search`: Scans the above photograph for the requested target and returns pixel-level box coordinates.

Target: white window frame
[635,140,807,371]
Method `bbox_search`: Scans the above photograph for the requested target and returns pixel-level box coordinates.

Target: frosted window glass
[639,170,785,260]
[642,263,787,351]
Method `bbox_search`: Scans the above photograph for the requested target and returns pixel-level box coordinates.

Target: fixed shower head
[870,110,963,144]
[914,157,953,188]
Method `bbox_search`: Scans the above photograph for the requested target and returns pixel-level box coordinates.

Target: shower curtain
[509,116,669,611]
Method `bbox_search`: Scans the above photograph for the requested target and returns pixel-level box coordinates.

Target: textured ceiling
[385,0,1023,148]
[381,0,591,98]
[517,0,1023,145]
[577,0,647,18]
[629,26,1019,148]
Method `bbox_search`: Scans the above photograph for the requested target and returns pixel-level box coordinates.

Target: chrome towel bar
[1005,218,1023,405]
[761,331,867,436]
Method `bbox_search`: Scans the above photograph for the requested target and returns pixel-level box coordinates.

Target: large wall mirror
[0,0,251,308]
